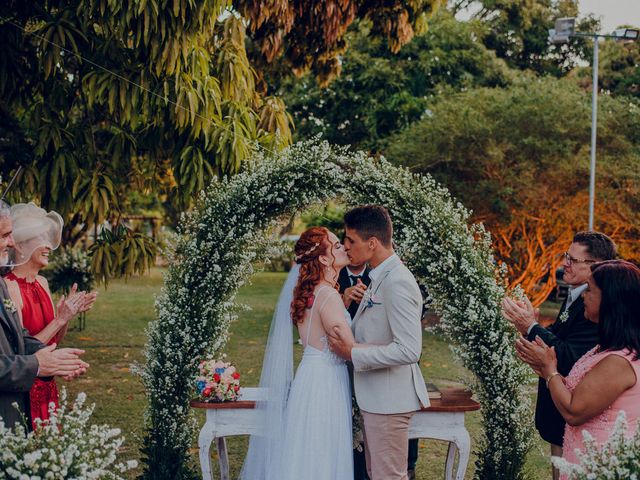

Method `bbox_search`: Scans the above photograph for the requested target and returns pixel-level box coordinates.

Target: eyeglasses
[562,252,596,265]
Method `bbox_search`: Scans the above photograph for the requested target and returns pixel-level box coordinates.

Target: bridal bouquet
[195,359,241,402]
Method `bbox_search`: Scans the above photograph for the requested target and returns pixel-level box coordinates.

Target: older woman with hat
[4,203,96,426]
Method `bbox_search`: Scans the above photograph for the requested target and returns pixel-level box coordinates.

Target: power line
[3,17,341,226]
[3,17,280,158]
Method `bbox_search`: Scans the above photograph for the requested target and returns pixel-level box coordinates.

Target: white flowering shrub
[44,247,96,295]
[553,412,640,479]
[0,389,137,479]
[140,139,533,479]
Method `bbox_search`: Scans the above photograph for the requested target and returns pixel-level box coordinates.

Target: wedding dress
[240,267,353,480]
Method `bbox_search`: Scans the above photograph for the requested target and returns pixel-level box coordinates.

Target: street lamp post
[549,20,640,231]
[588,36,598,231]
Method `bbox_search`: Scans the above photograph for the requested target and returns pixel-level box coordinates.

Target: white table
[192,387,480,480]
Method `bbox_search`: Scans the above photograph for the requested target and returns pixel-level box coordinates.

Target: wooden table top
[191,396,480,413]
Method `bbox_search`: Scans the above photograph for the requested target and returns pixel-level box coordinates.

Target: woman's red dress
[6,272,59,428]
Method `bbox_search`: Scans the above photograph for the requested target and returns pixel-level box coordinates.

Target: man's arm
[22,329,47,355]
[351,277,422,372]
[0,353,39,392]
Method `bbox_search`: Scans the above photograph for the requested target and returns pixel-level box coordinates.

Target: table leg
[216,437,230,480]
[444,441,458,480]
[452,431,471,480]
[198,425,216,480]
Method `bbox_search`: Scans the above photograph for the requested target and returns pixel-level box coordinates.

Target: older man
[0,200,89,429]
[503,231,616,480]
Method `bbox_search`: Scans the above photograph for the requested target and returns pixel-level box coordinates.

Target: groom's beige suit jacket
[351,255,429,414]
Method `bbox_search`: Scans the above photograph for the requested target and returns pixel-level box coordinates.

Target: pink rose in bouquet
[195,359,241,402]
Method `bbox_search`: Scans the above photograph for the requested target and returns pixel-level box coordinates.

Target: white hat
[8,203,63,266]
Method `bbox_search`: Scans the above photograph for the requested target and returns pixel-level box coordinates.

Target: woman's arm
[549,354,636,426]
[319,291,355,345]
[516,337,637,426]
[35,279,83,344]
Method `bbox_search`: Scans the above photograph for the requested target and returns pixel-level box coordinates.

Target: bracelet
[545,371,561,388]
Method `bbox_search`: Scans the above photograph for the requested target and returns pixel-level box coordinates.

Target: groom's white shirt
[351,254,430,414]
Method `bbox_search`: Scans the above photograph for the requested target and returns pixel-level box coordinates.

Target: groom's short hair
[344,205,393,247]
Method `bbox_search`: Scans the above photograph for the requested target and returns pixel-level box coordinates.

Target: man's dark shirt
[337,266,371,319]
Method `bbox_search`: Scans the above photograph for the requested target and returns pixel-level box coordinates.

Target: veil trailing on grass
[239,264,298,480]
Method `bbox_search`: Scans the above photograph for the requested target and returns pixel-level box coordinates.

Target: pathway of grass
[61,269,555,479]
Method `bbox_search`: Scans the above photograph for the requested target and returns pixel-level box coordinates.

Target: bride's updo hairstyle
[291,227,333,325]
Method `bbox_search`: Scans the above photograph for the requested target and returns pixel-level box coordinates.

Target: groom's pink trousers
[361,410,415,480]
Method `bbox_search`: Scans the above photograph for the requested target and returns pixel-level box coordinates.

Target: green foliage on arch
[140,140,532,479]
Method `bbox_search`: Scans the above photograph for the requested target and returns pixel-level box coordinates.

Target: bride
[240,227,355,479]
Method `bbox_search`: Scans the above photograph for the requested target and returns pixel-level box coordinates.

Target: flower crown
[294,242,320,262]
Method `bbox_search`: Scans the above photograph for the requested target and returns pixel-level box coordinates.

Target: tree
[238,0,441,88]
[0,2,290,240]
[450,0,600,76]
[573,35,640,100]
[280,9,515,152]
[384,77,640,304]
[0,0,440,283]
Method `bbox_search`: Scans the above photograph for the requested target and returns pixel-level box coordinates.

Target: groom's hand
[327,327,353,361]
[343,280,367,308]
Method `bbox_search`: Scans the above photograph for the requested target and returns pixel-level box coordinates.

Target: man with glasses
[502,231,616,480]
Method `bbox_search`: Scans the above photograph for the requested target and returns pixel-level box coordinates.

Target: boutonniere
[2,298,17,313]
[558,308,569,323]
[362,290,382,309]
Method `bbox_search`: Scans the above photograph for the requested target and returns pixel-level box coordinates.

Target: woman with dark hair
[516,260,640,475]
[241,227,355,479]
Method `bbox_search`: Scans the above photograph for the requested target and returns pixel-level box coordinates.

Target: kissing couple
[240,205,429,480]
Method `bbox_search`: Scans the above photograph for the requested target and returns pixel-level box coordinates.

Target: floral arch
[139,140,532,479]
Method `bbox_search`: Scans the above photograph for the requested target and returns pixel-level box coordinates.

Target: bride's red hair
[291,227,335,325]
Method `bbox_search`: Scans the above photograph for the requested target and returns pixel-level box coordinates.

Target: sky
[579,0,640,33]
[455,1,640,33]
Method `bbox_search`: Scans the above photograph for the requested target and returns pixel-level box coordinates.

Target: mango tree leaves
[90,224,157,286]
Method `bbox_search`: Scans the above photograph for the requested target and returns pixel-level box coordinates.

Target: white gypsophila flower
[552,411,640,479]
[141,139,534,478]
[0,388,136,479]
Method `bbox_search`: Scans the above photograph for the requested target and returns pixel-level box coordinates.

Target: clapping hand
[515,336,557,378]
[35,343,90,378]
[78,290,98,313]
[502,295,540,335]
[56,284,98,325]
[56,284,84,325]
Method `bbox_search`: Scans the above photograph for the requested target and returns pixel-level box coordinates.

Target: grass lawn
[61,268,558,479]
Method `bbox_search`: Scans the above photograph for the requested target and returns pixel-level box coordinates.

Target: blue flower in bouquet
[196,380,206,393]
[215,367,225,375]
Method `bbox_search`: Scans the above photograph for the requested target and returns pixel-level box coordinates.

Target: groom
[329,205,429,480]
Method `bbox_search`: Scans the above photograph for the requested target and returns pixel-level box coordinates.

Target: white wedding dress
[279,286,353,479]
[240,270,353,480]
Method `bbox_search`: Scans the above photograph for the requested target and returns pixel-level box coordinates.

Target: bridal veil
[239,264,298,479]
